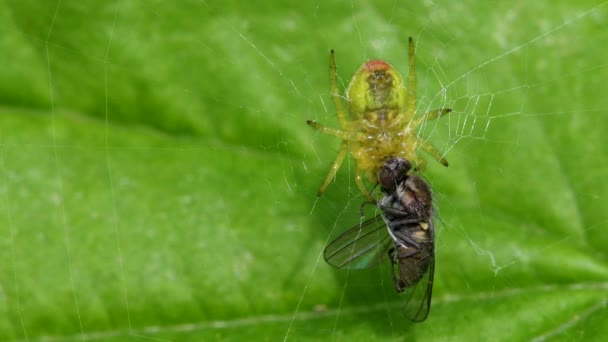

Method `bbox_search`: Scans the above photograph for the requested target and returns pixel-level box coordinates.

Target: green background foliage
[1,0,607,341]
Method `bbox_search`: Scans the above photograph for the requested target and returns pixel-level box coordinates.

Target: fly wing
[401,251,435,322]
[324,215,392,269]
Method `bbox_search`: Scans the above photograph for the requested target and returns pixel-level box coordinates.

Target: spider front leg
[329,50,349,128]
[405,37,451,125]
[406,37,417,119]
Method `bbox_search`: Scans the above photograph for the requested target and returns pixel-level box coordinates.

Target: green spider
[307,37,451,201]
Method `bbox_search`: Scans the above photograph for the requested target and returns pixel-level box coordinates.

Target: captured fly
[324,157,435,322]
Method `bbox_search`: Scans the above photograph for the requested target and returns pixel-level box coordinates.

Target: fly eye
[378,167,396,190]
[378,158,412,190]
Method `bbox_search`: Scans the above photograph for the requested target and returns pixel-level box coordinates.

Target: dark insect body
[324,157,435,322]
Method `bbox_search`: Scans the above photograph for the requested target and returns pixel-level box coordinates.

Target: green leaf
[1,1,607,341]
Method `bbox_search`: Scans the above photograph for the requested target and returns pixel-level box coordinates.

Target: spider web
[282,2,608,340]
[1,1,607,341]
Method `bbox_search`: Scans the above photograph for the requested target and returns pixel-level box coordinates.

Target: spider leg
[406,37,417,120]
[316,140,349,196]
[329,50,349,128]
[413,108,452,127]
[420,140,448,167]
[307,121,366,141]
[355,168,374,201]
